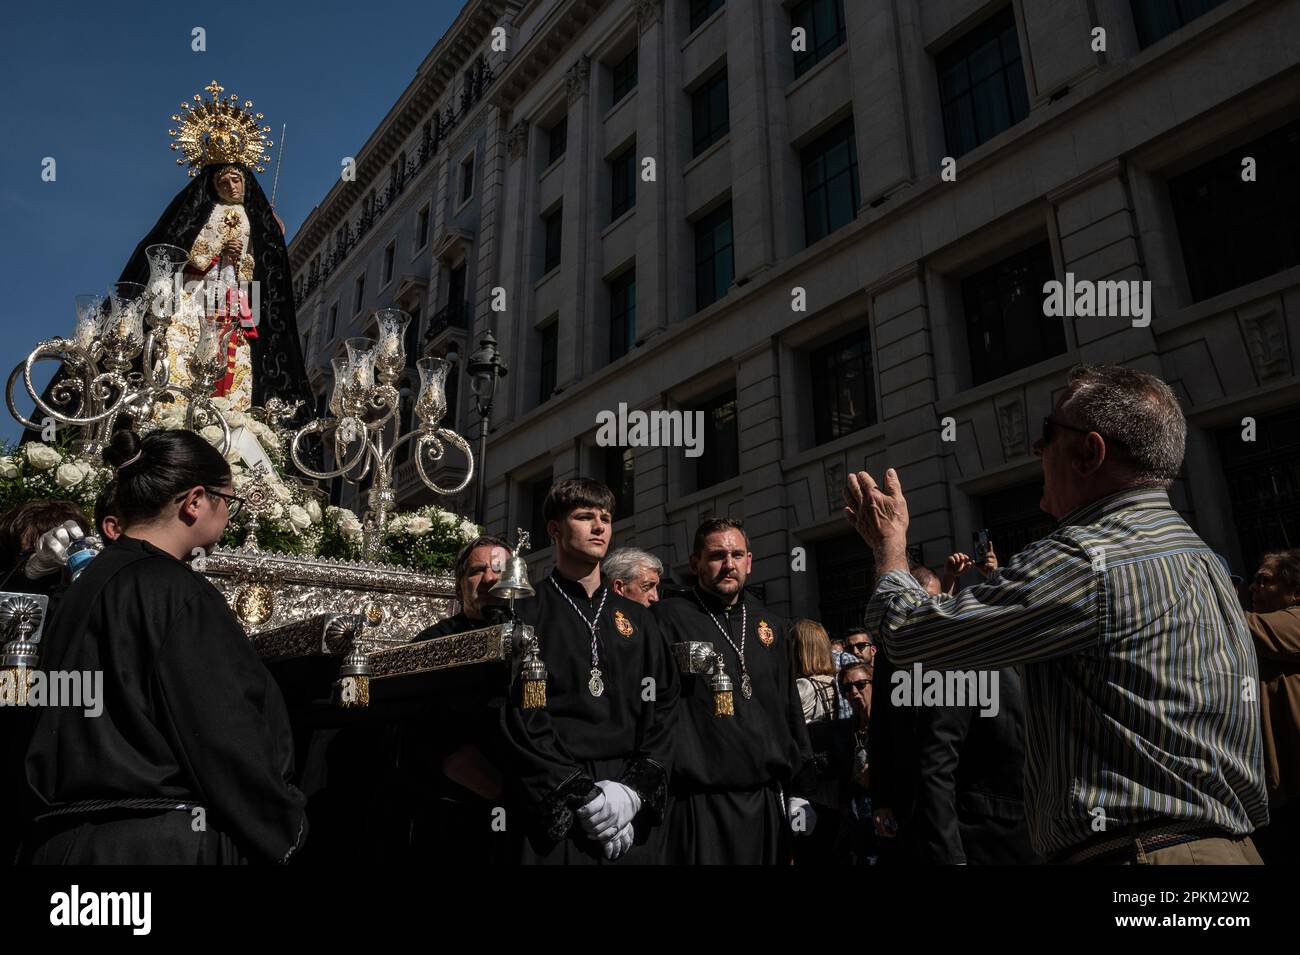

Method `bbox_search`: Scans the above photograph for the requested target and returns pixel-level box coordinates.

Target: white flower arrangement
[0,442,112,520]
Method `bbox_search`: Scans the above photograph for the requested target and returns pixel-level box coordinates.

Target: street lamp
[466,330,508,525]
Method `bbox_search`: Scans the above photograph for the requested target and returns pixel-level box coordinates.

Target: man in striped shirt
[846,365,1268,864]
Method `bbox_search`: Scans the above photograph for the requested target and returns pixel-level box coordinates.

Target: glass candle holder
[344,337,378,394]
[373,308,410,380]
[102,282,146,360]
[414,356,450,426]
[144,244,189,325]
[72,294,104,352]
[329,356,348,416]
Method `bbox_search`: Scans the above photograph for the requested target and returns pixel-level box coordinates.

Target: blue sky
[0,0,463,443]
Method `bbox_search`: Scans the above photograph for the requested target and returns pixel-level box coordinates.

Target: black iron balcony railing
[427,299,469,340]
[296,57,493,305]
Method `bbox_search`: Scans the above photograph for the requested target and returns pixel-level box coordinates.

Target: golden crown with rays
[168,80,273,176]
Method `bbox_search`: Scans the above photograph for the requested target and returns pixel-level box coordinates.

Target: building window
[694,201,734,311]
[539,320,558,404]
[689,0,724,32]
[543,205,563,274]
[802,118,859,245]
[816,535,877,642]
[382,241,395,286]
[403,307,422,368]
[610,142,637,220]
[936,6,1029,157]
[694,390,740,490]
[792,0,846,78]
[811,328,876,445]
[1217,406,1300,573]
[611,47,638,105]
[980,483,1055,563]
[353,274,365,315]
[691,67,729,157]
[459,153,475,203]
[547,115,568,166]
[961,240,1064,386]
[605,446,636,522]
[1168,118,1300,303]
[416,205,430,250]
[1132,0,1230,48]
[529,473,554,549]
[609,269,636,362]
[328,302,339,340]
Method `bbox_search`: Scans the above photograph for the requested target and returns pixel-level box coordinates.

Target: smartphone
[973,529,990,563]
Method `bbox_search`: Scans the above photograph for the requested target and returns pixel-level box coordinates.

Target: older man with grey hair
[602,547,663,607]
[845,364,1268,865]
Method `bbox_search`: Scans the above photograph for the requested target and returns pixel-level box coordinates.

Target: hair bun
[103,429,145,470]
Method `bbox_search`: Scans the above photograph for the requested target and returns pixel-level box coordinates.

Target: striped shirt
[864,487,1268,856]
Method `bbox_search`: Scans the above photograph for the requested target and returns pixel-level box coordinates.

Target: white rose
[459,519,479,539]
[406,516,433,536]
[436,510,457,526]
[24,443,61,471]
[55,462,86,490]
[288,505,312,531]
[0,456,19,479]
[271,481,292,502]
[305,499,322,523]
[268,501,284,520]
[210,396,231,412]
[340,516,364,541]
[200,425,223,445]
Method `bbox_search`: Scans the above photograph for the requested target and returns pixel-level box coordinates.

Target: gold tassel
[336,674,370,708]
[522,676,547,710]
[0,666,32,706]
[713,688,734,718]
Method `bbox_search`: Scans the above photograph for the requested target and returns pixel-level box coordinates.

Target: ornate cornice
[564,55,591,103]
[507,120,530,160]
[633,0,661,33]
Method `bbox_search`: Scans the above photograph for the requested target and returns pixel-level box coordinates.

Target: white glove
[603,822,634,861]
[576,780,641,843]
[25,520,84,579]
[788,796,818,834]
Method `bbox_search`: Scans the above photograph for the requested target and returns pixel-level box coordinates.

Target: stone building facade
[291,0,1300,632]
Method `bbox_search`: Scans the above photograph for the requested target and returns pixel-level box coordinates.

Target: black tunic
[21,536,307,864]
[653,588,814,864]
[501,571,678,864]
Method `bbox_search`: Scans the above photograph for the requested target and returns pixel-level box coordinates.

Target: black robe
[21,536,307,864]
[501,571,677,864]
[653,588,814,865]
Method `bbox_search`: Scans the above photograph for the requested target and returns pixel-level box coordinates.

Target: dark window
[937,7,1029,156]
[529,475,553,548]
[1168,118,1300,303]
[694,390,740,490]
[961,240,1064,386]
[811,328,876,444]
[611,48,638,105]
[611,143,637,220]
[690,0,724,32]
[397,392,415,464]
[694,201,734,311]
[403,307,422,368]
[417,206,430,249]
[816,535,877,641]
[543,205,563,274]
[604,446,636,522]
[980,483,1055,563]
[539,320,558,404]
[460,154,474,202]
[547,115,568,166]
[1218,406,1300,573]
[609,269,636,362]
[792,0,846,78]
[382,242,395,285]
[691,68,730,156]
[1132,0,1230,48]
[353,274,365,314]
[802,118,860,245]
[328,303,338,339]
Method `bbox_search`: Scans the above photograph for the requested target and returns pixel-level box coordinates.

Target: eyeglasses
[1041,416,1125,448]
[847,642,873,653]
[174,487,243,519]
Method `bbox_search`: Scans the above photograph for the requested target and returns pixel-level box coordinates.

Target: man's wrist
[873,540,909,575]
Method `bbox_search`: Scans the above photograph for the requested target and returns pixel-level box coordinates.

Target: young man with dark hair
[653,517,815,864]
[500,478,678,864]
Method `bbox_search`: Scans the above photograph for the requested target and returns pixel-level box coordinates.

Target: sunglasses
[175,487,244,519]
[847,641,873,653]
[1041,416,1126,449]
[841,678,872,691]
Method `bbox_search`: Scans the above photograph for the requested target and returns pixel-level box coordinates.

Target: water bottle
[66,535,103,581]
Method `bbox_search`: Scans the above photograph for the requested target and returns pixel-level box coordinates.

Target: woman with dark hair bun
[21,428,308,864]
